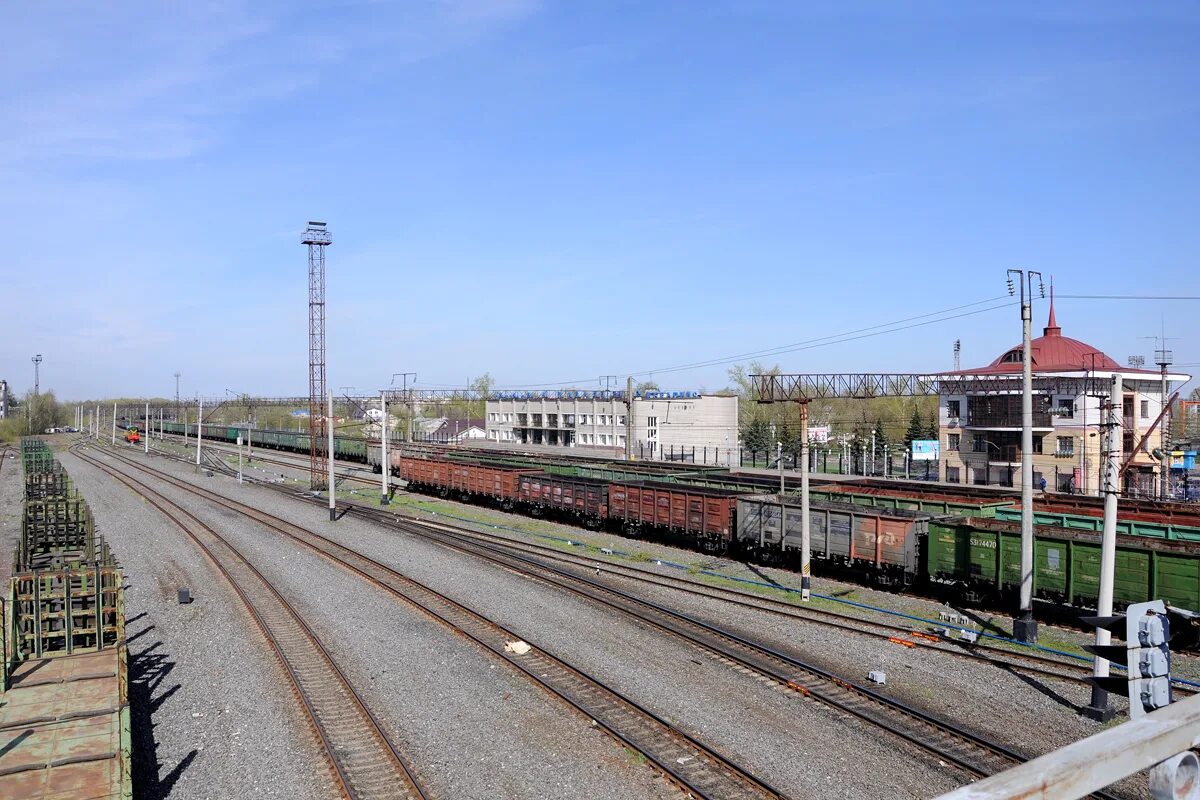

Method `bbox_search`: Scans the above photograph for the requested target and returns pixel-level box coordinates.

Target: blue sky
[2,1,1197,400]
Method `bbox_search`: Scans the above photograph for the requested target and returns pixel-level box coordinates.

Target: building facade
[485,391,739,463]
[938,299,1189,495]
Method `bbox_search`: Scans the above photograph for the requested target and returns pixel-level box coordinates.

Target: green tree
[0,391,68,441]
[904,408,924,449]
[924,412,940,441]
[743,418,772,452]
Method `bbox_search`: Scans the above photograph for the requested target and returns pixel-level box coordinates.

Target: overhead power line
[1057,294,1200,301]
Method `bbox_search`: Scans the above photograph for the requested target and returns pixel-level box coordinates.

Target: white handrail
[934,693,1200,800]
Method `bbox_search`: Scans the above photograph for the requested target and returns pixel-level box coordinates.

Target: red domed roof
[958,291,1125,374]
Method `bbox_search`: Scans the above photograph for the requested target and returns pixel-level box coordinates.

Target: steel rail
[70,444,427,800]
[377,513,1131,689]
[91,444,786,800]
[131,437,1200,693]
[366,513,1130,799]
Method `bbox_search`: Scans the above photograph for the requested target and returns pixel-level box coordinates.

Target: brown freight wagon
[399,456,537,505]
[518,473,609,526]
[608,481,742,551]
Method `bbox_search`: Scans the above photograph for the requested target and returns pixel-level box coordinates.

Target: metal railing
[934,692,1200,800]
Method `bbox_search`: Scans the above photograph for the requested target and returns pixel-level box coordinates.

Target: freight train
[154,421,1200,612]
[392,451,1200,612]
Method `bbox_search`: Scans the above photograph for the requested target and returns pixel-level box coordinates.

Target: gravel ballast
[122,445,982,798]
[83,444,679,800]
[60,445,332,800]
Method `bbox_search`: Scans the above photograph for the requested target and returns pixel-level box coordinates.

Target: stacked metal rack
[0,438,130,800]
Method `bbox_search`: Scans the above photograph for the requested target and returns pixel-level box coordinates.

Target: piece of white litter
[676,756,693,764]
[504,640,532,656]
[601,547,614,555]
[867,671,886,685]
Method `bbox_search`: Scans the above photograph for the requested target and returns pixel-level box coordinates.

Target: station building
[937,298,1190,495]
[485,391,739,463]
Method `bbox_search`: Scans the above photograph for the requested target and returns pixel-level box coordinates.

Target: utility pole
[328,388,336,521]
[1086,374,1123,721]
[111,402,116,445]
[196,398,203,466]
[625,376,634,461]
[144,402,149,454]
[380,391,390,505]
[31,354,42,396]
[95,405,100,440]
[798,401,812,601]
[1142,334,1176,500]
[238,434,244,484]
[1007,269,1044,643]
[174,372,181,421]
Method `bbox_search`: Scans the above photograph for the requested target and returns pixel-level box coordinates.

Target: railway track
[100,441,1127,798]
[70,444,428,800]
[384,512,1169,694]
[86,443,786,800]
[176,437,1164,694]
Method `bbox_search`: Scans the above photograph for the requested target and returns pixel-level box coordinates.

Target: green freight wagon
[994,507,1200,543]
[927,517,1200,610]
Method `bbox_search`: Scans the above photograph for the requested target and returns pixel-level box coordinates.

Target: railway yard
[4,430,1197,799]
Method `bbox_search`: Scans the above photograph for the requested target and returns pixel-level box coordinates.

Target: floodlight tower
[302,221,332,490]
[32,354,42,395]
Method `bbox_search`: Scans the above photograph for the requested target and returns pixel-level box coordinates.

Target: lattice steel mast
[302,221,332,490]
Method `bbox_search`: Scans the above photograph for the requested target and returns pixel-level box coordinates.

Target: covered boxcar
[518,473,609,527]
[607,482,740,551]
[926,517,1200,610]
[735,494,926,585]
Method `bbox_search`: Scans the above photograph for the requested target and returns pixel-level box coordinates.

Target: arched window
[1000,349,1023,364]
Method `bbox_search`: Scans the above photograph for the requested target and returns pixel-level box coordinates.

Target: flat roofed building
[485,392,739,464]
[938,297,1190,495]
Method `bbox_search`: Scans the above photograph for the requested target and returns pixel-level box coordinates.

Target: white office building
[485,391,739,464]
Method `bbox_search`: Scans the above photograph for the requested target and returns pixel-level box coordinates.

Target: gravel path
[61,444,332,800]
[89,444,679,800]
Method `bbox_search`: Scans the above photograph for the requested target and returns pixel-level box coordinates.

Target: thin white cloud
[1,0,539,166]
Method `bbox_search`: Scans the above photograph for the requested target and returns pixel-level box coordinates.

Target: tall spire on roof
[1044,277,1061,337]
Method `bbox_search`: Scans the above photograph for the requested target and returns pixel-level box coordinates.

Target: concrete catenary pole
[328,389,336,521]
[1088,374,1123,721]
[1017,277,1036,641]
[625,376,634,461]
[196,398,203,466]
[144,403,149,454]
[237,434,243,484]
[95,405,100,440]
[111,402,116,445]
[1161,358,1170,500]
[799,402,812,602]
[380,391,390,505]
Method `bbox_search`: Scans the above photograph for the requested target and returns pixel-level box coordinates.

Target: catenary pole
[1087,374,1123,720]
[144,402,149,454]
[625,376,634,461]
[328,389,336,521]
[1012,269,1041,643]
[111,402,116,445]
[237,434,243,484]
[800,402,812,602]
[196,398,203,466]
[380,391,389,505]
[95,405,100,440]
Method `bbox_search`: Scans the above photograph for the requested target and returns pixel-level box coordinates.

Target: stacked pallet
[0,438,130,800]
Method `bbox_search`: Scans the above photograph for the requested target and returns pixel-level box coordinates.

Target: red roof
[947,290,1153,376]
